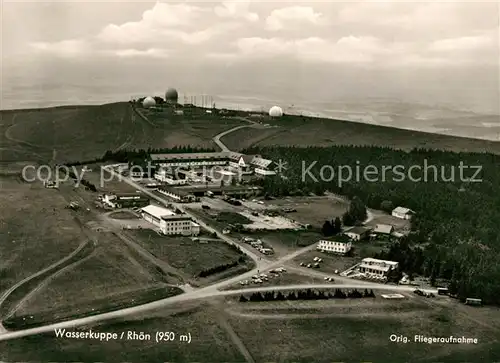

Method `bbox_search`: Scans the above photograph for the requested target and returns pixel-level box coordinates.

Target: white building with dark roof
[392,207,414,220]
[251,157,276,175]
[344,226,371,241]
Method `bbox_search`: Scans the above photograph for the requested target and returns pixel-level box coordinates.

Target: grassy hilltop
[1,102,500,164]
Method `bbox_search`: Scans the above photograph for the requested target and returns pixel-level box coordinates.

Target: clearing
[129,229,255,285]
[0,174,85,296]
[222,114,500,154]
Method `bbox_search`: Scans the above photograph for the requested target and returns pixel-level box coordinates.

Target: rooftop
[141,205,175,218]
[320,234,352,243]
[362,258,399,266]
[392,206,414,215]
[151,152,230,161]
[345,226,371,235]
[251,157,273,168]
[161,214,193,221]
[373,224,394,234]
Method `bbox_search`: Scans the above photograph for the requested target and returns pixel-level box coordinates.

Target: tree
[322,220,334,236]
[333,217,342,234]
[342,212,355,226]
[380,200,394,213]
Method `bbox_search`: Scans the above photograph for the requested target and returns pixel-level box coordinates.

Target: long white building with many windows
[317,237,352,255]
[149,152,276,176]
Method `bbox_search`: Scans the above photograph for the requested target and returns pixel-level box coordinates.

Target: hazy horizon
[1,1,499,139]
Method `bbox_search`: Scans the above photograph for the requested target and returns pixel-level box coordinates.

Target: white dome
[269,106,283,117]
[143,96,156,108]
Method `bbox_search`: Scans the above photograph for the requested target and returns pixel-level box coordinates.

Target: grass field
[108,210,140,220]
[0,175,85,296]
[262,196,349,228]
[293,240,390,273]
[216,211,253,225]
[224,272,327,290]
[0,304,246,362]
[0,103,247,164]
[13,233,175,318]
[226,298,500,362]
[222,114,500,154]
[129,229,254,284]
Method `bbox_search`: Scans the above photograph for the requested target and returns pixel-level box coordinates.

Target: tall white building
[141,205,200,236]
[317,237,352,254]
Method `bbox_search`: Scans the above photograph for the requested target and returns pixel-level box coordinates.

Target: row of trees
[245,145,500,305]
[197,256,246,278]
[239,288,376,302]
[66,170,97,192]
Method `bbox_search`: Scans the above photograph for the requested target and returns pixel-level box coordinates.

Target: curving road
[0,282,437,341]
[0,122,423,342]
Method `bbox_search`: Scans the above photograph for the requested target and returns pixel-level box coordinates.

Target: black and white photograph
[0,1,499,362]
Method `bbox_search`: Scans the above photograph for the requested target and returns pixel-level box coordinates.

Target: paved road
[213,125,251,152]
[212,122,270,152]
[0,282,437,341]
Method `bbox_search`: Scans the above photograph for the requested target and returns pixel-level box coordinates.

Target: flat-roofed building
[317,236,352,254]
[160,214,200,236]
[150,152,229,168]
[103,193,149,209]
[141,205,175,226]
[157,186,196,202]
[359,258,399,277]
[155,168,188,185]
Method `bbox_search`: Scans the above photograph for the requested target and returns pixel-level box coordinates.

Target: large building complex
[141,205,200,236]
[150,152,276,176]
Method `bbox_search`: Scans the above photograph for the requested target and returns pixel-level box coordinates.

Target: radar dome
[165,88,179,102]
[142,96,156,108]
[269,106,283,117]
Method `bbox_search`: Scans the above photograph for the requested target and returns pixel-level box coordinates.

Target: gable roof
[392,206,414,215]
[345,226,371,235]
[251,157,273,168]
[373,224,394,234]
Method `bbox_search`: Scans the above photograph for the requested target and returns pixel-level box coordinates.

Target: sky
[1,0,499,112]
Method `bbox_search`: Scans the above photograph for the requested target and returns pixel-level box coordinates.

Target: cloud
[234,36,391,64]
[112,48,170,58]
[21,0,498,68]
[214,0,259,22]
[265,6,325,31]
[29,40,90,57]
[429,34,495,52]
